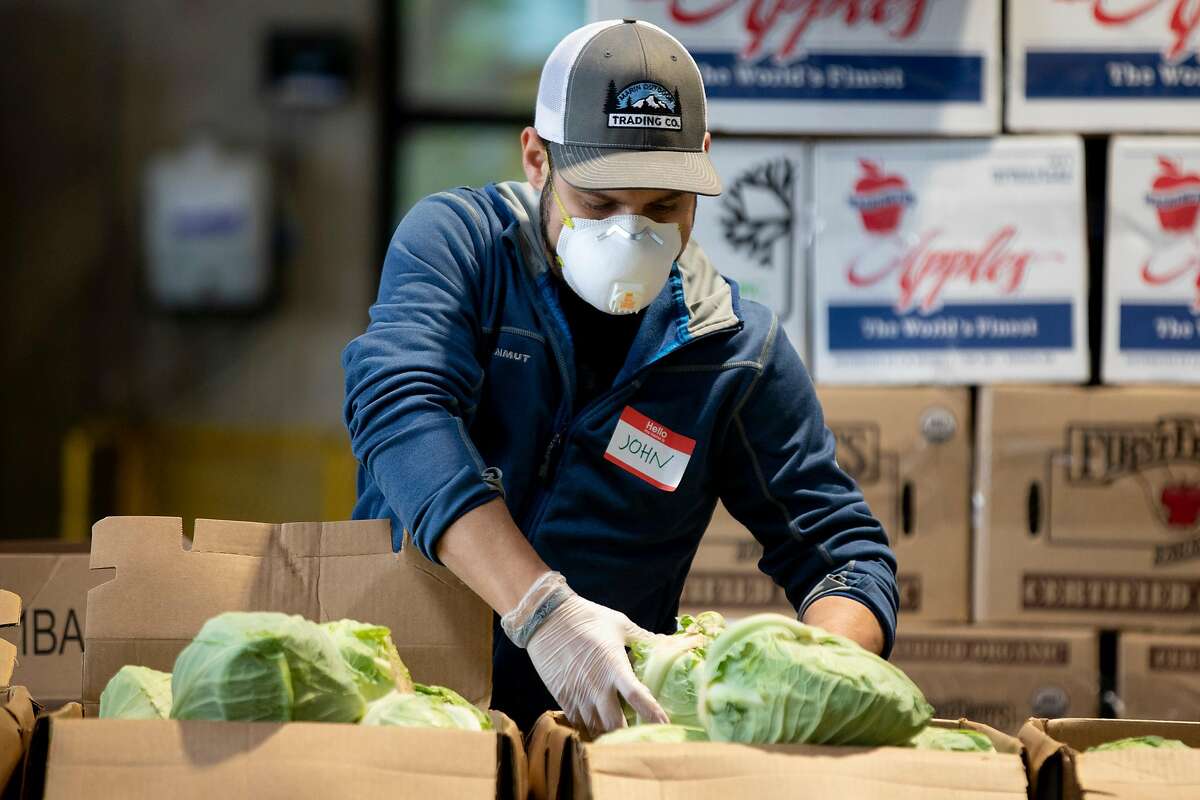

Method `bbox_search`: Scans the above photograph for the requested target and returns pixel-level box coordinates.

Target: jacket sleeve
[716,316,900,656]
[342,191,503,562]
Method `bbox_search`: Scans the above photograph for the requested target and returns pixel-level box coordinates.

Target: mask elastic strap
[545,148,574,230]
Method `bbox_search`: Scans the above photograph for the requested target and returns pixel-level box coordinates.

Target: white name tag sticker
[604,406,696,492]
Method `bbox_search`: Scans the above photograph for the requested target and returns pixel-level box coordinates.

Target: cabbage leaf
[99,665,173,720]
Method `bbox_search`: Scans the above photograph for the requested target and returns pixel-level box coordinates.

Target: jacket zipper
[523,317,744,539]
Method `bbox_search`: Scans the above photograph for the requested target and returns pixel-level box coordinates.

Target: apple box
[974,386,1200,628]
[693,139,809,359]
[1104,137,1200,384]
[1009,1,1200,132]
[812,137,1089,385]
[588,0,1000,134]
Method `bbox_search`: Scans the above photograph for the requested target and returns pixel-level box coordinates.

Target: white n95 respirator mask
[549,180,682,315]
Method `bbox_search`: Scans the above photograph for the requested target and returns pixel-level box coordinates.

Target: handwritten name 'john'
[617,434,676,470]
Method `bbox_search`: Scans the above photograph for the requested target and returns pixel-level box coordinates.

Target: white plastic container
[143,139,270,310]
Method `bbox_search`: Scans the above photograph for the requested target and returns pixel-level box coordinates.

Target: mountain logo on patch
[605,80,682,130]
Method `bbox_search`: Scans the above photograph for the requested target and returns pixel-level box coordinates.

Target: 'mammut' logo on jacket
[493,347,531,364]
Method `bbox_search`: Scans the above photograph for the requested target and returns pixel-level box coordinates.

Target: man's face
[538,171,697,271]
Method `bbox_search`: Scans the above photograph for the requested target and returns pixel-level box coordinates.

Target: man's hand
[525,590,668,737]
[802,595,886,655]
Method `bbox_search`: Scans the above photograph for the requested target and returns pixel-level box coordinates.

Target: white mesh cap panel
[535,19,621,143]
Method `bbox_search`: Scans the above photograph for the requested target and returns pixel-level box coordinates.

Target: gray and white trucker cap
[534,19,721,196]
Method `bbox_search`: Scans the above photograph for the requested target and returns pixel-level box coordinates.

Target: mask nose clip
[596,225,665,245]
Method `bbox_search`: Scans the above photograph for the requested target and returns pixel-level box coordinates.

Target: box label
[813,138,1088,383]
[1010,2,1200,130]
[589,0,999,133]
[1105,138,1200,382]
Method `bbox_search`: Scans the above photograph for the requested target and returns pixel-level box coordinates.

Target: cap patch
[605,80,682,130]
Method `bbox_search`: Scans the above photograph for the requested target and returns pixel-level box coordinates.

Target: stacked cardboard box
[1117,632,1200,722]
[681,386,972,624]
[0,541,100,708]
[974,386,1200,629]
[891,625,1098,735]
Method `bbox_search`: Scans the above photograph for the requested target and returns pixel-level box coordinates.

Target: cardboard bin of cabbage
[528,610,1031,800]
[27,517,526,800]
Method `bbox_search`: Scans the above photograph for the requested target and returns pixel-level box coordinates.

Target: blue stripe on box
[694,51,984,102]
[1120,304,1200,350]
[1025,51,1200,99]
[827,302,1074,351]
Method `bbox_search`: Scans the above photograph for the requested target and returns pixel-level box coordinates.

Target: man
[342,19,898,736]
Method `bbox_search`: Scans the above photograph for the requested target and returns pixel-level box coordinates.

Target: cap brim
[549,142,722,196]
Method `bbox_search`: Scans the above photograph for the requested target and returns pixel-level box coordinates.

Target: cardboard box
[892,624,1099,735]
[682,387,971,623]
[589,0,1000,134]
[0,590,38,798]
[35,517,526,800]
[811,137,1089,385]
[1117,631,1200,722]
[1104,138,1200,383]
[1021,717,1200,800]
[1008,2,1200,132]
[0,542,100,707]
[974,386,1200,627]
[529,712,1027,800]
[693,138,808,358]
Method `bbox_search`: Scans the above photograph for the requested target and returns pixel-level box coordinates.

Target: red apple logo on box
[1162,482,1200,528]
[1146,156,1200,234]
[849,160,914,235]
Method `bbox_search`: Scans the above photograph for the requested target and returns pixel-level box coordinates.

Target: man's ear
[521,126,549,190]
[703,131,711,153]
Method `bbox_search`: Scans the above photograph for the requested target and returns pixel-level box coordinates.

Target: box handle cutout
[900,481,914,536]
[1027,482,1042,537]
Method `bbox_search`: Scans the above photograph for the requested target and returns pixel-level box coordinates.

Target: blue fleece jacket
[342,181,899,731]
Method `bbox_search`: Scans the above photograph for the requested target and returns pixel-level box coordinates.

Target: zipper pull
[538,432,563,481]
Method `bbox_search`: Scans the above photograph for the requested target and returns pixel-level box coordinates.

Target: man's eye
[586,201,615,213]
[651,203,679,213]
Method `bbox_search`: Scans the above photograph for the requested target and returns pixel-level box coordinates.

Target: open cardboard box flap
[43,516,525,800]
[83,516,491,706]
[0,590,19,687]
[530,712,1028,800]
[1020,717,1200,800]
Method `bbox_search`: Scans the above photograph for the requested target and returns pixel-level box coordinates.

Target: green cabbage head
[322,619,412,701]
[625,611,726,727]
[170,611,365,723]
[99,665,173,719]
[698,614,932,745]
[1087,735,1190,752]
[362,685,492,731]
[595,724,708,745]
[908,726,996,752]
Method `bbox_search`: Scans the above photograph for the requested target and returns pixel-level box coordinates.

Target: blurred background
[1,0,587,540]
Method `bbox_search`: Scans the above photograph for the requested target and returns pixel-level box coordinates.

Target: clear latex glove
[525,591,669,737]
